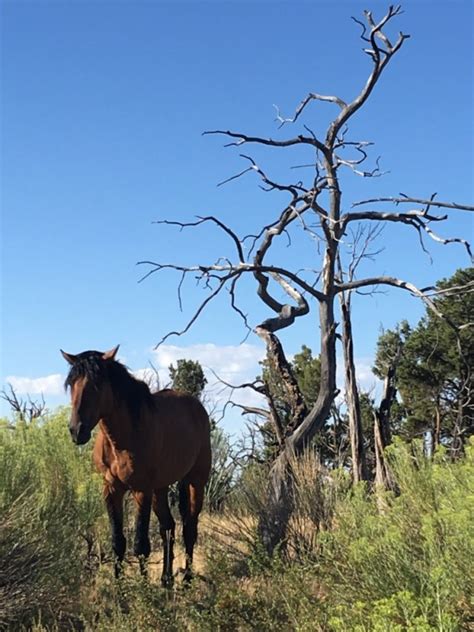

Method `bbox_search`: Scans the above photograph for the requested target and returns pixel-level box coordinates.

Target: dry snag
[139,5,473,553]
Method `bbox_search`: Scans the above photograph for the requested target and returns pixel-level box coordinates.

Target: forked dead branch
[138,5,473,552]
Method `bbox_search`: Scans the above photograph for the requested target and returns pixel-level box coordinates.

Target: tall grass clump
[317,438,474,630]
[0,410,105,629]
[210,452,349,568]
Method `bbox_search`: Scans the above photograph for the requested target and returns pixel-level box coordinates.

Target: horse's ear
[60,349,78,365]
[102,344,120,361]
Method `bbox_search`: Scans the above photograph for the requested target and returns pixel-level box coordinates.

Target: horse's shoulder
[92,428,112,470]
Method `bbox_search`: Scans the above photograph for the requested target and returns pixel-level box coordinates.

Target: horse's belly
[149,446,201,488]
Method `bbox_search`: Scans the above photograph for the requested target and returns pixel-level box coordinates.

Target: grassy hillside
[1,411,472,630]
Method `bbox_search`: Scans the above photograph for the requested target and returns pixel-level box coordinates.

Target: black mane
[65,351,107,390]
[65,351,152,421]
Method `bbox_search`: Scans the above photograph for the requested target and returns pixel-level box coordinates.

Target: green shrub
[2,411,472,631]
[317,439,474,629]
[0,410,105,628]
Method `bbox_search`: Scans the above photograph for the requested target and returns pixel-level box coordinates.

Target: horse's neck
[99,412,135,451]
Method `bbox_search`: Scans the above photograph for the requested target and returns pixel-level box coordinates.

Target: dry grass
[98,512,246,585]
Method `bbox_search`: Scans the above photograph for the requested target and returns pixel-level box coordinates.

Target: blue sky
[1,1,472,429]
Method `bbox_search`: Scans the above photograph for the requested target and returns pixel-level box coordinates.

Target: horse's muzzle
[70,422,92,445]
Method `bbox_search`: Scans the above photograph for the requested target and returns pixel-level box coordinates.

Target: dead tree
[373,336,404,490]
[139,5,473,553]
[1,385,46,423]
[337,225,382,483]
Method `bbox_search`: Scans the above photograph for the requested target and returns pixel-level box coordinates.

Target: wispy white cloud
[150,343,267,417]
[336,355,380,403]
[5,374,64,396]
[152,342,264,379]
[355,357,379,394]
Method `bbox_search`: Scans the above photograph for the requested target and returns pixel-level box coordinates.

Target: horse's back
[152,388,210,434]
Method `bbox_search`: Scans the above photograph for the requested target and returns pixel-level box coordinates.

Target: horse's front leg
[104,481,126,578]
[132,491,152,576]
[152,488,175,588]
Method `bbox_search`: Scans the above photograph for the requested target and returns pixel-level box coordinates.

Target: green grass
[1,412,472,630]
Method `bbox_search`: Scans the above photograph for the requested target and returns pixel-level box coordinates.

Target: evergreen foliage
[169,359,207,400]
[374,267,473,452]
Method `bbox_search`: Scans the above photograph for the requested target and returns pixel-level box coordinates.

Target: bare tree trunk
[258,297,338,554]
[258,449,294,555]
[374,346,402,491]
[450,362,473,460]
[256,328,308,437]
[434,403,441,451]
[293,300,338,452]
[374,412,391,490]
[339,295,369,483]
[330,404,349,468]
[450,399,465,460]
[428,429,435,459]
[374,409,391,491]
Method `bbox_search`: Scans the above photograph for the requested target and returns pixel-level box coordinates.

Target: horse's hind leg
[132,492,152,576]
[178,478,205,583]
[104,482,126,578]
[152,488,175,588]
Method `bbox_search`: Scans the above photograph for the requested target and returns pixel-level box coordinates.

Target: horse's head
[60,345,120,445]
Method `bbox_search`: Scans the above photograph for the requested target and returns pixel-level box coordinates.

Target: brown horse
[61,345,211,586]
